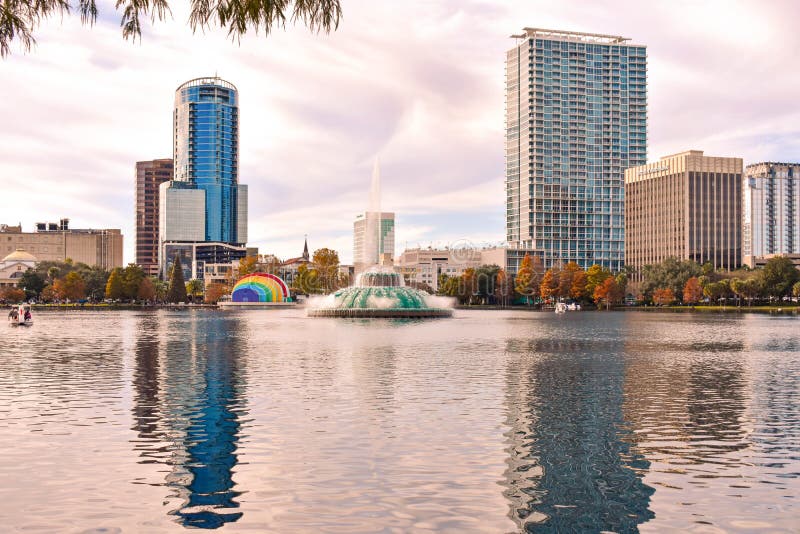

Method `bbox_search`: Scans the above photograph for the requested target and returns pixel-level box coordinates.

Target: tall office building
[505,28,647,272]
[174,77,246,244]
[135,159,173,276]
[160,77,249,279]
[353,212,395,274]
[743,162,800,266]
[625,150,743,274]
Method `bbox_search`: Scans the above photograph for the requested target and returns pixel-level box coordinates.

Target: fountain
[307,266,453,318]
[308,159,453,318]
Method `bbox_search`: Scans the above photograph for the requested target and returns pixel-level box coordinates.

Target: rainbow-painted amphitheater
[230,273,291,304]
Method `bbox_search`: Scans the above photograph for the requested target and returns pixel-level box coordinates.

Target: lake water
[1,309,798,532]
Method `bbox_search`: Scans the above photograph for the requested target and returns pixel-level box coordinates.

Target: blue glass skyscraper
[506,28,647,271]
[174,77,246,245]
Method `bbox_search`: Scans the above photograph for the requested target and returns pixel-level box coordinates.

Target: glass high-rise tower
[174,77,245,244]
[505,28,647,271]
[159,77,249,280]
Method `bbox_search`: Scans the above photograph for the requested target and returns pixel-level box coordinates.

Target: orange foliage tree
[652,288,676,306]
[205,282,229,304]
[54,271,86,301]
[682,277,703,305]
[540,268,559,301]
[593,277,623,310]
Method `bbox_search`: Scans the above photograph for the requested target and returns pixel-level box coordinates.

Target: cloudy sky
[1,0,798,264]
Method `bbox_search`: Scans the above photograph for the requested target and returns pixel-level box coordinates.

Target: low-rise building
[0,249,38,288]
[395,247,482,290]
[0,219,123,270]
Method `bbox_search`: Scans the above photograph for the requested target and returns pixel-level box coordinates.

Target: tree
[495,269,512,307]
[557,262,582,300]
[1,0,343,58]
[640,257,702,302]
[514,254,537,305]
[585,264,612,297]
[0,286,26,303]
[238,256,258,277]
[40,285,58,303]
[55,271,86,301]
[17,269,45,300]
[77,265,109,301]
[185,279,205,303]
[137,276,156,302]
[760,256,800,299]
[475,264,501,304]
[682,277,703,305]
[122,264,146,300]
[539,268,559,301]
[794,281,800,299]
[205,282,229,304]
[311,248,340,293]
[167,255,188,303]
[593,277,622,310]
[652,288,676,306]
[703,280,729,304]
[731,277,761,306]
[105,268,124,300]
[153,278,168,303]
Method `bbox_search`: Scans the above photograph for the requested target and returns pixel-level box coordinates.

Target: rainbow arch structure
[231,273,290,303]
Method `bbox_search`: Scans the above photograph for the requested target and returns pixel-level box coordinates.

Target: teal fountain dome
[307,266,453,318]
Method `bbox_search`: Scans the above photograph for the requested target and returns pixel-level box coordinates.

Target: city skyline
[2,0,799,265]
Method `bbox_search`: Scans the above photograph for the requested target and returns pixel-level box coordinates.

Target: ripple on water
[0,309,797,532]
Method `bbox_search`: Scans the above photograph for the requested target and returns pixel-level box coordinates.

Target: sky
[1,0,799,265]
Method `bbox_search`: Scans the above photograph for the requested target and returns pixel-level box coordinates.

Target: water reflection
[504,328,654,532]
[131,312,246,528]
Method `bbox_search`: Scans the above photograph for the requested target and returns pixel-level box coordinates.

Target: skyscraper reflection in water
[503,336,654,532]
[131,312,246,529]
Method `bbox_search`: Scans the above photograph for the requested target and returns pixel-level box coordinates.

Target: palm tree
[1,0,342,57]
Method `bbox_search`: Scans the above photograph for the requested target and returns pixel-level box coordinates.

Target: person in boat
[8,308,18,321]
[24,309,31,321]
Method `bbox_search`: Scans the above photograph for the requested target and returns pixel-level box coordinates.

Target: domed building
[0,249,37,288]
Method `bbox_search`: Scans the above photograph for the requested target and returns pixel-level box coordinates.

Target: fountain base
[307,307,452,318]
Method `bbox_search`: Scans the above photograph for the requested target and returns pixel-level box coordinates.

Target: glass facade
[174,78,242,244]
[506,29,647,271]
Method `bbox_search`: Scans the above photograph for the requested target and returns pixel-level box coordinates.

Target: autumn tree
[311,248,340,293]
[593,277,623,310]
[205,282,229,304]
[652,288,676,306]
[137,276,156,302]
[557,262,582,300]
[585,264,612,297]
[55,271,86,301]
[682,277,703,305]
[0,286,26,303]
[539,268,559,301]
[105,268,124,300]
[1,0,343,58]
[167,255,188,303]
[514,254,536,305]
